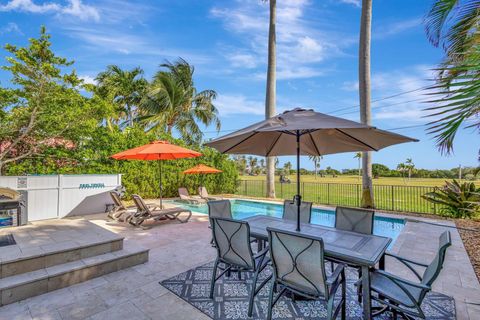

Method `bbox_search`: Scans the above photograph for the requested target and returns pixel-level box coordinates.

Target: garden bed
[456,219,480,281]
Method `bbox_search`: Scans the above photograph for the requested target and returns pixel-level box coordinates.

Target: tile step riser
[1,239,124,278]
[0,250,148,306]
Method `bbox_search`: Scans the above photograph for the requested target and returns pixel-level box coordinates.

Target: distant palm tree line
[94,59,220,145]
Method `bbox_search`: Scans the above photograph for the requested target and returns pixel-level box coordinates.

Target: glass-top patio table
[243,215,392,319]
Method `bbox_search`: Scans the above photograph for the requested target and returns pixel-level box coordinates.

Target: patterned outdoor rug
[160,261,456,320]
[0,234,16,247]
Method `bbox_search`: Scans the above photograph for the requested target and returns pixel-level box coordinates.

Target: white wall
[0,174,121,221]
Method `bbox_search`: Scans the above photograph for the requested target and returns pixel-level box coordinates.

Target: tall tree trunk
[265,0,277,198]
[359,0,375,208]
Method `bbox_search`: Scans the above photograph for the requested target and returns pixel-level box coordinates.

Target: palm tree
[140,58,220,144]
[397,162,407,184]
[354,152,362,181]
[96,65,147,128]
[359,0,374,208]
[264,0,277,198]
[248,156,258,175]
[405,158,415,182]
[309,155,323,179]
[259,158,265,174]
[424,1,480,155]
[284,161,292,176]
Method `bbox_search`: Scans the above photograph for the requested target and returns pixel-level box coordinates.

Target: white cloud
[0,0,60,13]
[374,18,422,39]
[0,22,23,35]
[210,0,346,80]
[338,65,437,122]
[341,81,359,91]
[227,53,258,69]
[62,0,99,21]
[63,26,212,65]
[339,0,360,8]
[79,75,96,85]
[0,0,99,21]
[215,94,265,116]
[370,65,434,122]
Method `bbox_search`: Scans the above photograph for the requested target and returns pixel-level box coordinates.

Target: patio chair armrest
[253,246,269,259]
[386,252,429,267]
[326,263,345,286]
[385,252,427,281]
[374,270,430,291]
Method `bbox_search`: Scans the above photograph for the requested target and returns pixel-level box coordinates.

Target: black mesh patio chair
[283,199,313,224]
[207,200,231,245]
[266,227,346,320]
[366,231,452,319]
[335,206,375,235]
[208,199,232,219]
[209,217,271,317]
[331,206,375,301]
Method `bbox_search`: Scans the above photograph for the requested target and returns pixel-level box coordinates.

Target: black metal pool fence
[236,180,442,214]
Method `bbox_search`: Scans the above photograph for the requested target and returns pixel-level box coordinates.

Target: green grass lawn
[239,174,461,187]
[235,175,463,214]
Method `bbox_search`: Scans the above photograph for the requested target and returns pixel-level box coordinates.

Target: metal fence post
[244,180,247,195]
[327,183,330,205]
[261,181,264,197]
[280,182,283,199]
[391,185,394,211]
[356,184,360,207]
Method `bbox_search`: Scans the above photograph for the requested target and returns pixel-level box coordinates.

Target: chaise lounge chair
[127,194,192,227]
[178,187,206,204]
[108,191,137,222]
[198,186,222,201]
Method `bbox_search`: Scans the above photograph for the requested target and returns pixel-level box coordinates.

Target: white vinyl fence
[0,174,121,221]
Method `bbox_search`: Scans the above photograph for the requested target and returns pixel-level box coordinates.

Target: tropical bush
[4,126,238,199]
[422,180,480,218]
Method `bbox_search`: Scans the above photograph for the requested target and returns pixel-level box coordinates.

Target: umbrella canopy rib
[308,132,322,156]
[335,129,379,151]
[266,132,283,157]
[223,132,259,154]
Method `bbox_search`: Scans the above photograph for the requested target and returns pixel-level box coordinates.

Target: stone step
[0,245,149,306]
[1,236,124,278]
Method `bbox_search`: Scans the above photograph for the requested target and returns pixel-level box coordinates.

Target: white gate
[0,174,121,221]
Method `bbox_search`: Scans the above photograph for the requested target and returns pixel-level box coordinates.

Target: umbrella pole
[159,161,163,209]
[296,130,301,232]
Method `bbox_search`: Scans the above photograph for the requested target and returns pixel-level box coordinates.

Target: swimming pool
[166,199,405,244]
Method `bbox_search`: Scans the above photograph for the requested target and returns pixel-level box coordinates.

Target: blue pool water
[166,199,405,244]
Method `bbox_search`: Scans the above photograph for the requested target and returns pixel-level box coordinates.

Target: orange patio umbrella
[183,164,222,175]
[111,140,202,208]
[183,164,222,189]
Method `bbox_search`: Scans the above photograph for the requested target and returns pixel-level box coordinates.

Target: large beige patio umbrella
[206,108,418,231]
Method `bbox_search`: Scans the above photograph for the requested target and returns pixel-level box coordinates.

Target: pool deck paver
[0,208,478,319]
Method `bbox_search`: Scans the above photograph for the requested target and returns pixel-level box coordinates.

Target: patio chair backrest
[178,187,190,198]
[421,231,452,288]
[283,200,312,224]
[198,186,209,198]
[335,206,374,235]
[110,191,124,209]
[132,194,151,215]
[268,227,328,298]
[208,200,232,219]
[211,217,254,269]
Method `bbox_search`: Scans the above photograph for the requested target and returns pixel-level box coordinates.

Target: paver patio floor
[0,209,478,320]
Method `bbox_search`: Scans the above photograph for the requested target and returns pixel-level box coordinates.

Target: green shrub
[4,126,238,199]
[422,180,480,218]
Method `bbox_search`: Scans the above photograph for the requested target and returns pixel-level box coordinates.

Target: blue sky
[0,0,478,171]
